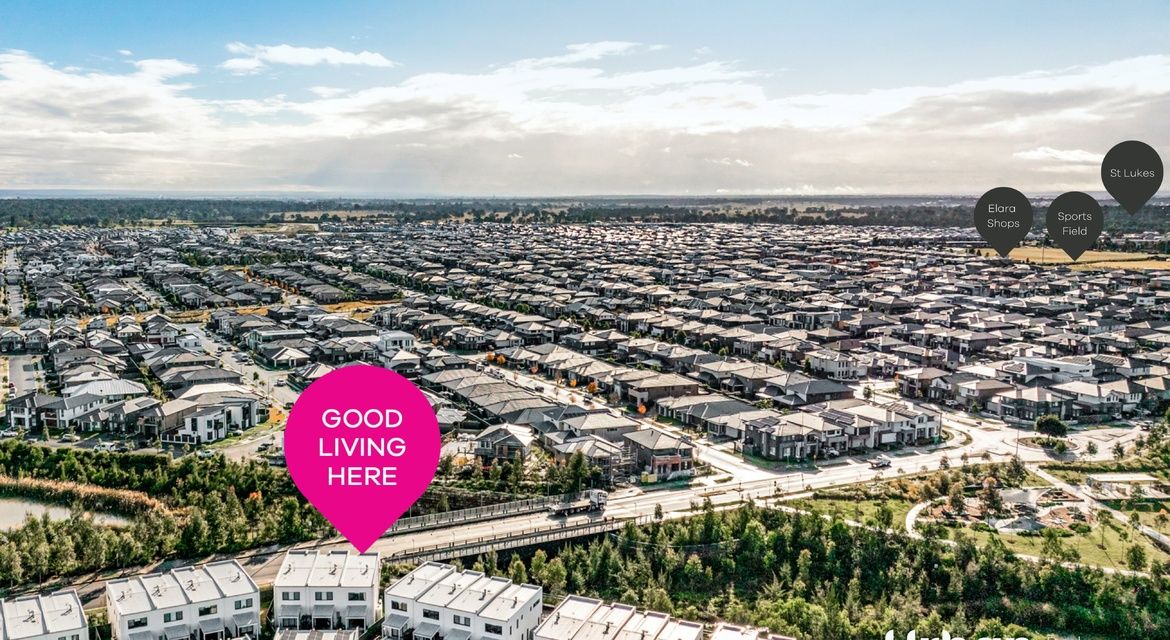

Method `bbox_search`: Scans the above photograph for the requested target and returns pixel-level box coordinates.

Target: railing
[387,514,649,564]
[382,492,587,537]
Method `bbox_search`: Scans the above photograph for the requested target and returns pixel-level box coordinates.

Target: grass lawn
[738,450,820,471]
[1106,499,1170,536]
[962,520,1169,571]
[1019,471,1052,487]
[208,419,285,449]
[1044,468,1088,484]
[788,496,915,529]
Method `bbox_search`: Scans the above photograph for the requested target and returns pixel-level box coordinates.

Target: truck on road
[548,489,608,517]
[869,455,892,469]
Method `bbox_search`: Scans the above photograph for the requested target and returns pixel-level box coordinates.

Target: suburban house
[273,550,380,631]
[382,563,542,640]
[0,590,87,640]
[622,428,695,481]
[105,561,259,640]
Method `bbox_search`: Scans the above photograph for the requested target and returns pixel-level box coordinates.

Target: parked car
[93,442,115,452]
[228,428,244,438]
[196,449,215,458]
[112,442,130,453]
[59,433,80,443]
[0,428,20,437]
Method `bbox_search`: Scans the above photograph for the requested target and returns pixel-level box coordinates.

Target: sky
[1,0,1170,196]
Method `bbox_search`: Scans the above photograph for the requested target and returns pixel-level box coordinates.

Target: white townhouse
[535,596,703,640]
[382,563,542,640]
[0,590,88,640]
[105,560,259,640]
[273,550,381,631]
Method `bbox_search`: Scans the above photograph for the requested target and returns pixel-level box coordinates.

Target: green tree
[1126,544,1148,571]
[1035,414,1068,439]
[508,553,528,584]
[948,484,966,515]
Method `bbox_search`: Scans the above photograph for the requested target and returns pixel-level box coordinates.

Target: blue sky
[1,1,1169,195]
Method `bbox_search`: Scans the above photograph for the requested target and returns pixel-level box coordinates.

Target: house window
[235,598,254,610]
[390,601,407,612]
[198,605,218,617]
[422,609,440,621]
[164,612,184,623]
[128,618,148,630]
[485,623,503,635]
[347,593,366,602]
[454,615,470,627]
[314,592,334,601]
[281,591,301,601]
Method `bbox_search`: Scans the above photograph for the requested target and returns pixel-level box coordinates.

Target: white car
[93,442,115,452]
[0,428,20,438]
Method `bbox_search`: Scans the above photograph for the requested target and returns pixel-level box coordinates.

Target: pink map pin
[285,365,440,552]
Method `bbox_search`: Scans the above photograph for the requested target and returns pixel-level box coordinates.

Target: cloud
[707,157,753,167]
[507,41,651,69]
[1013,146,1104,163]
[0,43,1169,195]
[221,42,397,74]
[308,86,348,98]
[133,58,199,79]
[117,49,133,57]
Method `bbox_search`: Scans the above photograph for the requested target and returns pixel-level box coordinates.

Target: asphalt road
[9,354,40,395]
[4,250,23,320]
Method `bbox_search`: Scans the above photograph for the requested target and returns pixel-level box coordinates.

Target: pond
[0,497,130,530]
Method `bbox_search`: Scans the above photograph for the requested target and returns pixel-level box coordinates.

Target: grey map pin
[974,187,1032,257]
[1046,191,1103,261]
[1102,140,1162,214]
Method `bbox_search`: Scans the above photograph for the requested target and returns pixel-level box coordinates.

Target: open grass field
[788,496,916,529]
[963,519,1168,570]
[977,247,1170,271]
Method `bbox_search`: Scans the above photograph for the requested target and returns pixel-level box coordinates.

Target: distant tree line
[5,198,1170,232]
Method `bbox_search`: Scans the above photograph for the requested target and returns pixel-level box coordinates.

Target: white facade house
[0,590,87,640]
[382,563,541,640]
[806,350,865,381]
[378,331,416,353]
[535,596,702,640]
[105,560,259,640]
[273,550,381,631]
